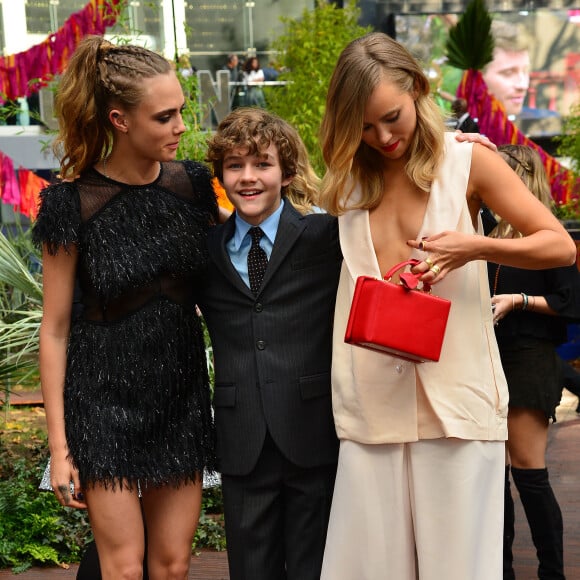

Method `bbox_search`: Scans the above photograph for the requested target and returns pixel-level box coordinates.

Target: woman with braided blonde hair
[34,36,218,578]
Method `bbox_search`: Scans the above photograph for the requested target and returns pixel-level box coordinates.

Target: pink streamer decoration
[0,0,121,101]
[0,150,50,219]
[457,69,579,204]
[0,153,22,208]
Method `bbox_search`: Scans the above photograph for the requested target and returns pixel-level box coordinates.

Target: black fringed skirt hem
[64,298,216,489]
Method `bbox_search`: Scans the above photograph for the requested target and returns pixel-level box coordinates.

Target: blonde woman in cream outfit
[318,33,576,580]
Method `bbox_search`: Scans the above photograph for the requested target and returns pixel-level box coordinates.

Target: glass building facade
[0,0,316,72]
[1,1,580,133]
[2,1,579,72]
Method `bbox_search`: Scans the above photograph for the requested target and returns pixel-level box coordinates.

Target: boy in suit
[199,108,341,580]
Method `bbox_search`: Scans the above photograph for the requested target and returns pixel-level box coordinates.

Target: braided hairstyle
[53,35,172,179]
[489,145,553,240]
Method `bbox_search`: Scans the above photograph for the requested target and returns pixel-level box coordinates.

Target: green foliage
[200,484,223,513]
[558,103,580,177]
[0,101,27,126]
[193,513,226,552]
[0,445,92,572]
[0,226,42,303]
[267,0,371,176]
[556,103,580,216]
[445,0,494,71]
[0,227,43,405]
[176,71,212,163]
[0,426,226,571]
[193,478,225,550]
[554,197,580,222]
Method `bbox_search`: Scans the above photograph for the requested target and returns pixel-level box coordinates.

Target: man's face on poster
[483,48,531,117]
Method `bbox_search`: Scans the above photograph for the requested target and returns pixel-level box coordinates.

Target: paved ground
[0,550,229,579]
[1,389,580,578]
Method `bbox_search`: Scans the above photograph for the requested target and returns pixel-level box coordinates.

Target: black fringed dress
[33,160,218,489]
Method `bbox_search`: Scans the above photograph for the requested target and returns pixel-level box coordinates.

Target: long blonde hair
[53,35,172,179]
[489,145,553,239]
[206,108,320,215]
[319,32,446,215]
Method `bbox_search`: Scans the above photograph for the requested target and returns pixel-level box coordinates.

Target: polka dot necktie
[247,227,268,295]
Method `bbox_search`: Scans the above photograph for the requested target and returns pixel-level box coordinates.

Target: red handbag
[344,259,451,362]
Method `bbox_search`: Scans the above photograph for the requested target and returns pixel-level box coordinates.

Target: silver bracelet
[520,292,528,311]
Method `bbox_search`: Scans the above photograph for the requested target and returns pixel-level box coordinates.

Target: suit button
[255,302,263,312]
[256,340,266,350]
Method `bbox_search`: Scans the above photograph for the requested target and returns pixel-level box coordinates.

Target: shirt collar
[231,198,285,250]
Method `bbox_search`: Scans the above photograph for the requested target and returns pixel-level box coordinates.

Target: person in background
[200,107,341,580]
[177,53,196,78]
[242,56,267,108]
[482,19,561,135]
[33,36,217,579]
[222,53,244,109]
[482,20,531,119]
[488,144,579,580]
[438,90,481,133]
[451,97,481,133]
[262,63,281,81]
[317,32,576,580]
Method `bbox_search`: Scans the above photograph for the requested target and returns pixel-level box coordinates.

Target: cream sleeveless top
[331,133,508,443]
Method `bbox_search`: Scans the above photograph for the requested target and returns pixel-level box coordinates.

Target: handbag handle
[384,259,432,293]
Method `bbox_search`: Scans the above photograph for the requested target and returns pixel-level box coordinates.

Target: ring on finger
[429,264,441,275]
[425,256,434,268]
[418,240,427,251]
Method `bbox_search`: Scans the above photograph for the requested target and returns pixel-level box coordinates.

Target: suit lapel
[261,201,305,292]
[207,217,253,296]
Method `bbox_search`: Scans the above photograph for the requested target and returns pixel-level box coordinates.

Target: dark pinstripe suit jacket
[199,201,342,476]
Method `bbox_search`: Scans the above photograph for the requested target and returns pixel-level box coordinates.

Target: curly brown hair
[206,108,320,214]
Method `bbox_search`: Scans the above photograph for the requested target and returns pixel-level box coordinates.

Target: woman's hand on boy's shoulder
[453,131,497,153]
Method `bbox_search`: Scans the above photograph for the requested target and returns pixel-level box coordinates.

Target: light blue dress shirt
[226,199,284,288]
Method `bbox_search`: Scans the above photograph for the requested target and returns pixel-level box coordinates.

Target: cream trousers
[321,438,504,580]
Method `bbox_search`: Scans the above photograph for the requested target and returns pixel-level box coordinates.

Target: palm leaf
[0,359,38,388]
[0,310,41,351]
[0,229,43,394]
[445,0,494,71]
[0,230,42,301]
